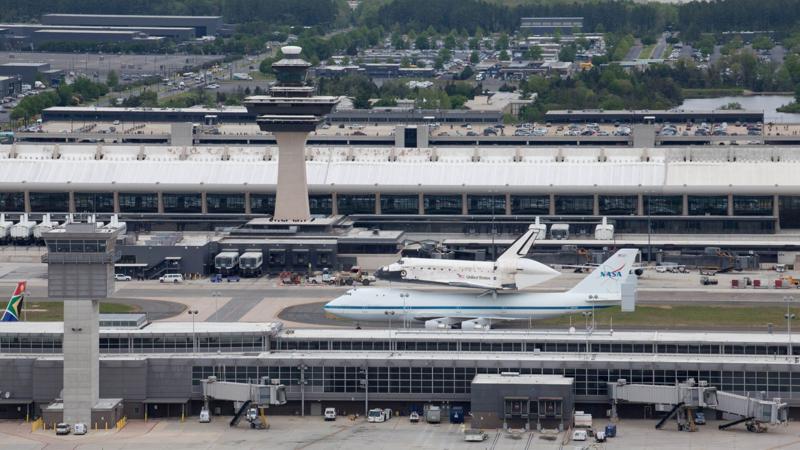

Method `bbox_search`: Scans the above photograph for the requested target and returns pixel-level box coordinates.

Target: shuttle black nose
[375,267,402,281]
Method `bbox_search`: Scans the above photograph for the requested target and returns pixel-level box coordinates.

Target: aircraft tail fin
[497,225,538,261]
[1,281,26,322]
[568,249,639,295]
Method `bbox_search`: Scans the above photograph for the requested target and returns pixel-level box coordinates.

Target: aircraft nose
[375,267,402,281]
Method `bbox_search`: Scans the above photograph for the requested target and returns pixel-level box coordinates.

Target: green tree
[526,45,543,61]
[468,37,480,50]
[495,32,509,51]
[106,70,119,90]
[415,35,430,50]
[470,50,480,64]
[752,35,773,51]
[499,50,509,61]
[444,32,457,50]
[558,44,577,62]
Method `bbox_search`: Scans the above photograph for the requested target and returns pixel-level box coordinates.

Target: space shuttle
[375,224,559,290]
[325,249,640,331]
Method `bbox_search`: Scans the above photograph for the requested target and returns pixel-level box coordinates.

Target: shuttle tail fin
[497,225,538,262]
[568,249,639,295]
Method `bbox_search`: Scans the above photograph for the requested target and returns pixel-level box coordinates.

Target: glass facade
[554,195,593,215]
[250,194,275,214]
[599,195,637,215]
[510,196,550,215]
[733,196,773,216]
[190,364,800,398]
[467,195,506,215]
[337,194,376,215]
[163,193,201,213]
[380,195,419,214]
[29,192,68,212]
[74,192,114,213]
[46,239,107,253]
[0,192,24,212]
[309,195,333,215]
[119,193,158,213]
[781,196,800,229]
[424,195,462,214]
[206,193,245,214]
[689,195,728,216]
[645,195,683,216]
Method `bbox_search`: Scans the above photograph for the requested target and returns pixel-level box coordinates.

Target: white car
[324,407,336,421]
[159,273,184,284]
[73,423,87,435]
[114,274,132,281]
[56,422,71,435]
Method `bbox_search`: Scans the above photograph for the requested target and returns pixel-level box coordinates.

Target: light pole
[646,192,652,264]
[582,311,593,332]
[188,309,198,352]
[360,367,369,418]
[785,296,795,359]
[298,365,308,417]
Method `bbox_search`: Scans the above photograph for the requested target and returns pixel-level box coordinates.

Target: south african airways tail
[1,281,26,322]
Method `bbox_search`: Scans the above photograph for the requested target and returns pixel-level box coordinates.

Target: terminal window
[468,195,506,215]
[207,193,245,214]
[645,195,682,215]
[555,195,593,215]
[511,196,549,215]
[424,195,462,214]
[250,194,276,214]
[337,194,376,215]
[380,195,419,214]
[119,193,158,213]
[309,195,333,215]
[688,196,728,216]
[599,195,637,215]
[733,196,773,216]
[29,192,69,212]
[0,192,24,212]
[74,192,114,213]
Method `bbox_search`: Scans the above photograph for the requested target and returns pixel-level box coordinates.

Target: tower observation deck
[244,46,339,221]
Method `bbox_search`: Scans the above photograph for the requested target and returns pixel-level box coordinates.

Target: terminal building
[41,14,224,37]
[1,323,799,422]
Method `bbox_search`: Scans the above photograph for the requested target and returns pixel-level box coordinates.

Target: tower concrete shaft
[62,299,100,425]
[274,132,311,220]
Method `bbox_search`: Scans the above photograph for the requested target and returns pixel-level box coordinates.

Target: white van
[199,407,210,423]
[159,273,184,284]
[324,408,336,421]
[572,429,587,441]
[73,423,87,435]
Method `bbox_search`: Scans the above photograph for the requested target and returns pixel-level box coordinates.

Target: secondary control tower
[244,46,339,221]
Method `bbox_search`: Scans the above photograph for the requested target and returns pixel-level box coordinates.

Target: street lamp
[188,309,199,352]
[646,192,652,264]
[785,296,795,358]
[298,365,308,417]
[384,310,396,330]
[582,311,593,331]
[359,367,369,418]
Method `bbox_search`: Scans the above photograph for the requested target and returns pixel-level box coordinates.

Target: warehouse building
[41,14,223,37]
[0,75,21,97]
[0,62,55,84]
[520,17,583,35]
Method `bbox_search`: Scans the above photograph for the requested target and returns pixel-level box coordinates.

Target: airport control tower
[44,222,122,425]
[244,46,339,221]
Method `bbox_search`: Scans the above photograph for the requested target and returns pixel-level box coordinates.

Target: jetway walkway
[201,376,287,428]
[608,379,787,432]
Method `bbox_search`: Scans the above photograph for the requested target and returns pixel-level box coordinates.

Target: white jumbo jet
[375,225,559,290]
[325,249,639,330]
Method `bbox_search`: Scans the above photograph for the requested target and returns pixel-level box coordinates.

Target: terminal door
[503,397,530,430]
[537,397,564,431]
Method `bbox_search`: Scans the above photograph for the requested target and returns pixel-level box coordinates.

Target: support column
[461,193,468,215]
[273,132,311,221]
[593,194,600,216]
[682,194,689,216]
[113,192,120,214]
[157,192,164,214]
[68,192,76,214]
[727,193,734,216]
[23,191,30,214]
[505,193,512,215]
[331,192,338,216]
[637,194,644,216]
[418,193,425,215]
[548,194,556,215]
[201,192,208,214]
[244,192,252,215]
[375,192,381,215]
[774,194,781,232]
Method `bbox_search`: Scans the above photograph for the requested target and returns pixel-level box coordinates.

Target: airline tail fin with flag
[1,281,26,322]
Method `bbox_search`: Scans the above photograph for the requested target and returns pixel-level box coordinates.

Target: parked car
[159,273,184,284]
[324,408,337,421]
[114,274,132,281]
[409,411,420,423]
[56,423,71,435]
[73,423,87,435]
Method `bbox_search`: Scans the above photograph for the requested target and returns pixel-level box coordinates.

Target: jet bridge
[608,378,787,432]
[201,376,287,428]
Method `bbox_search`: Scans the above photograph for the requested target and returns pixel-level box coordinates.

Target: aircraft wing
[446,281,510,290]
